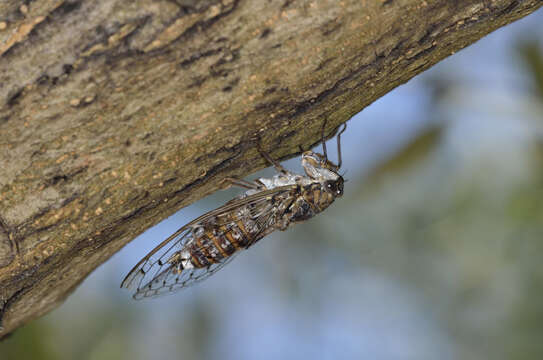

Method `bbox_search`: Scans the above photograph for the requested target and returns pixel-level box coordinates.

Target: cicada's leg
[321,119,329,161]
[220,177,265,190]
[320,119,347,167]
[335,122,347,169]
[257,147,291,175]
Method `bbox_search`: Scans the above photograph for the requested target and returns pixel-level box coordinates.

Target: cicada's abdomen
[183,210,269,269]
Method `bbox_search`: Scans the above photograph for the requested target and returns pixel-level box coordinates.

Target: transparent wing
[121,185,296,299]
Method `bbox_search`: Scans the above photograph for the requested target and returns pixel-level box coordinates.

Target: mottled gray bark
[0,0,541,337]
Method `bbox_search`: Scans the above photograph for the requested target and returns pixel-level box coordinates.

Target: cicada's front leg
[257,147,292,175]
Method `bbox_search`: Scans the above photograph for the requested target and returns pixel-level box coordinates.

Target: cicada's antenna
[321,119,328,161]
[336,123,347,169]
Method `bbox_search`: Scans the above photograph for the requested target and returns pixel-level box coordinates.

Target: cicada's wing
[121,225,220,300]
[121,185,297,299]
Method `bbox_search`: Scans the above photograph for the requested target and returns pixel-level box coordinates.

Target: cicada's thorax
[288,182,337,223]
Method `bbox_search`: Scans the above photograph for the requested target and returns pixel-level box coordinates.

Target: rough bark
[0,0,540,337]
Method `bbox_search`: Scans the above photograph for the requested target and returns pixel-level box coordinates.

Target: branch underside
[0,0,541,337]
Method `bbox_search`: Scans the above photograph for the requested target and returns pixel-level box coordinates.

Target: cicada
[121,123,347,299]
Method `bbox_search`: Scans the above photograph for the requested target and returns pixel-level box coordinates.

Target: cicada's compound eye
[336,177,344,196]
[324,177,344,196]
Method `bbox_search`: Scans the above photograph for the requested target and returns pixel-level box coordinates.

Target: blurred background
[2,11,543,360]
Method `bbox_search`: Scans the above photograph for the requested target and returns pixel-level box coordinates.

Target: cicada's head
[302,151,344,197]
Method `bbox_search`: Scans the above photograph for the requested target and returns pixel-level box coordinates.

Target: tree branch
[0,0,541,337]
